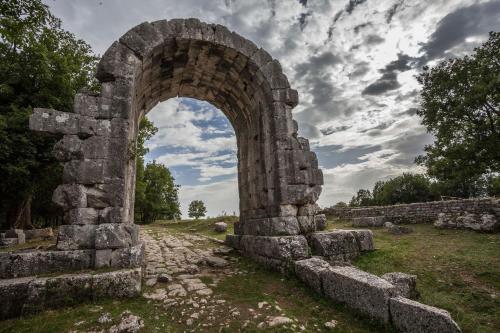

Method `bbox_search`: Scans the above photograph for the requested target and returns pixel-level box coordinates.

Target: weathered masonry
[323,198,500,232]
[29,18,325,269]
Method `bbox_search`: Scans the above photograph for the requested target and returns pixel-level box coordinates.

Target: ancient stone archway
[30,18,324,269]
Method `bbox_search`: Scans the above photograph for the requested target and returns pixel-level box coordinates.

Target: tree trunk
[8,194,33,230]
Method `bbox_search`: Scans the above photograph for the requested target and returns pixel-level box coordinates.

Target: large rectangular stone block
[389,297,462,333]
[92,268,142,299]
[309,231,360,262]
[239,235,309,261]
[57,225,97,250]
[65,208,99,225]
[63,159,106,184]
[322,266,397,322]
[95,223,139,250]
[52,184,87,211]
[294,257,331,294]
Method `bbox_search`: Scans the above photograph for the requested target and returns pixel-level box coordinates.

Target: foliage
[371,173,439,205]
[0,0,99,228]
[416,32,500,197]
[188,200,207,219]
[334,201,348,208]
[134,117,180,224]
[349,189,373,207]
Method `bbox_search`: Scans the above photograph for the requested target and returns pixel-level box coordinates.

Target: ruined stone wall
[322,198,499,223]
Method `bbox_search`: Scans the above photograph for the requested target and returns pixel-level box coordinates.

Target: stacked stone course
[323,198,499,232]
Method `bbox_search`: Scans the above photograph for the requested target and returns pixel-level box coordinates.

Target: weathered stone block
[74,92,99,118]
[348,229,375,252]
[52,184,87,210]
[99,207,128,223]
[225,234,241,249]
[389,297,462,333]
[95,223,138,249]
[239,235,309,261]
[269,216,300,235]
[214,222,228,233]
[92,268,142,299]
[298,215,316,234]
[322,266,397,322]
[57,225,97,250]
[4,229,25,244]
[24,228,53,240]
[0,277,32,319]
[314,214,327,231]
[96,41,141,82]
[382,272,418,299]
[351,216,385,227]
[45,273,93,307]
[294,257,331,294]
[63,159,106,185]
[53,135,83,161]
[309,231,360,262]
[65,208,99,225]
[85,180,126,208]
[95,249,112,268]
[110,243,144,268]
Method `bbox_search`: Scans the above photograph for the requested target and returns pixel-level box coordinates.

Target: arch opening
[29,18,325,269]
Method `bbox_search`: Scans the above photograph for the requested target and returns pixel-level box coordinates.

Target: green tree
[188,200,207,219]
[0,0,98,229]
[133,117,180,224]
[349,189,373,207]
[416,32,500,197]
[371,173,438,205]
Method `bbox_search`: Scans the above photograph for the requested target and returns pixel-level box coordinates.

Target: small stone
[214,222,228,233]
[324,320,338,329]
[109,312,144,333]
[267,316,293,327]
[205,256,228,268]
[157,274,172,283]
[145,278,157,287]
[258,301,268,309]
[98,312,112,324]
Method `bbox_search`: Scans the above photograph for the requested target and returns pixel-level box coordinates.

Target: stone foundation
[0,243,144,279]
[294,258,461,332]
[323,198,499,233]
[0,268,142,320]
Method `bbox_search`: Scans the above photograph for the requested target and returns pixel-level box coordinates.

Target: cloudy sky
[44,0,500,217]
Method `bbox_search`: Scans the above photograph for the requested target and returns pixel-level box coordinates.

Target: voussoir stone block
[322,266,397,322]
[96,41,141,82]
[95,223,139,250]
[389,296,462,333]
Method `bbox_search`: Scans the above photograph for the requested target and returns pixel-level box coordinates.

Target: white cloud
[43,0,495,210]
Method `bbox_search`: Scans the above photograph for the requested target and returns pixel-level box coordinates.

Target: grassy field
[1,217,498,332]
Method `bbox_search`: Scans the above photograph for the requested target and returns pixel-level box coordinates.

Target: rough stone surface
[24,228,53,240]
[28,19,324,265]
[4,229,25,245]
[384,222,413,235]
[0,268,141,319]
[309,231,360,262]
[435,212,499,232]
[351,216,385,227]
[294,257,331,294]
[0,250,94,279]
[324,198,499,228]
[390,296,462,333]
[213,222,227,233]
[322,266,397,322]
[382,272,418,299]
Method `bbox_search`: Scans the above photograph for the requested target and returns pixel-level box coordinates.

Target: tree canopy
[188,200,207,219]
[0,0,98,228]
[134,117,181,224]
[416,32,500,197]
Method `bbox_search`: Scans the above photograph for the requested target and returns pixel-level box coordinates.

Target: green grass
[147,216,237,240]
[327,218,500,333]
[2,218,499,332]
[0,238,55,253]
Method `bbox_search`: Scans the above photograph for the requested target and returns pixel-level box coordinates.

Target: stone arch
[30,18,324,269]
